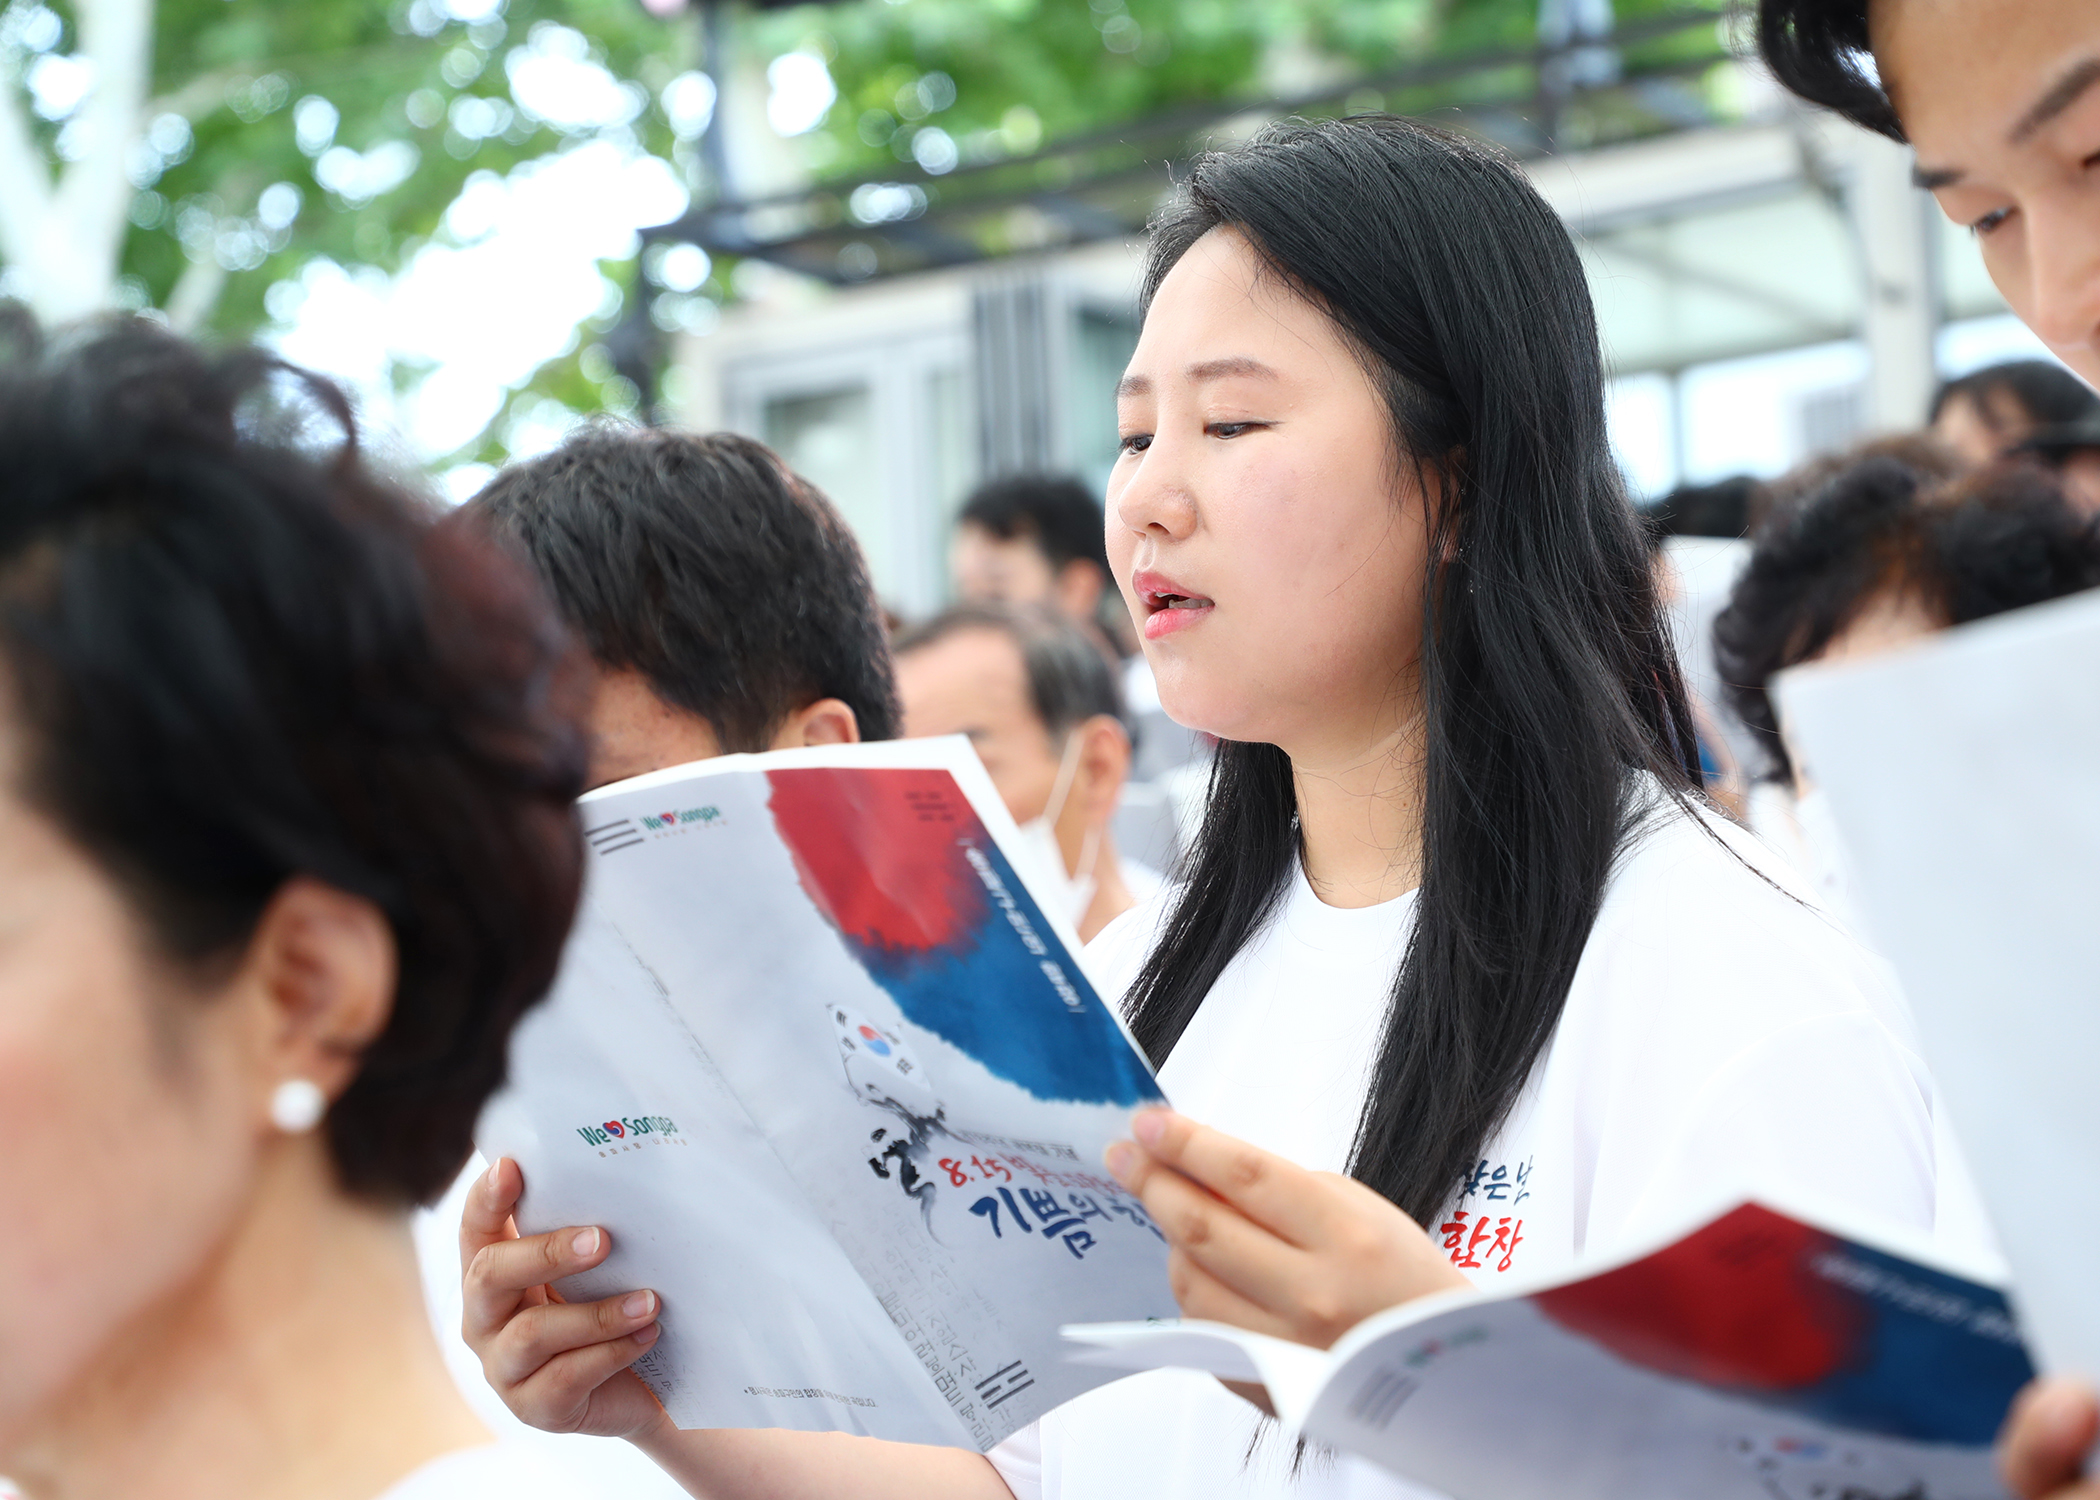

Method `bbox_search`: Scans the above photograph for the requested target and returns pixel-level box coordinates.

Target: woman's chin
[1149,688,1265,746]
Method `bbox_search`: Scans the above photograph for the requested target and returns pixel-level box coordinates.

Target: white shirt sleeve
[986,1422,1042,1500]
[1595,1010,1936,1255]
[1567,807,1948,1262]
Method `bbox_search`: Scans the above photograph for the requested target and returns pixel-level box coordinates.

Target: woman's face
[0,724,256,1452]
[1875,0,2100,387]
[1107,227,1433,758]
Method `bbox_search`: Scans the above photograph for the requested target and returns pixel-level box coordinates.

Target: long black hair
[1123,116,1701,1226]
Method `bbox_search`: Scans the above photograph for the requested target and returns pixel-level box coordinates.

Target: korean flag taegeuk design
[831,1003,939,1116]
[767,765,1160,1109]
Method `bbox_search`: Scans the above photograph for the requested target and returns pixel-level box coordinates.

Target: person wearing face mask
[1713,449,2100,932]
[892,602,1162,942]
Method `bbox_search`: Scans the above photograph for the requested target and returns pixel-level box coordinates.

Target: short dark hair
[894,603,1128,741]
[1753,0,1902,140]
[0,319,587,1204]
[470,426,900,750]
[1716,455,2100,781]
[956,474,1110,581]
[1931,360,2100,431]
[1639,475,1762,548]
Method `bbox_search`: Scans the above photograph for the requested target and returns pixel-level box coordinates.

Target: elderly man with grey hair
[893,602,1166,943]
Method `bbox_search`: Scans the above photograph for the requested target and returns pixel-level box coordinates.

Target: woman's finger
[463,1222,614,1342]
[486,1288,662,1388]
[1122,1109,1334,1248]
[460,1157,522,1273]
[504,1325,664,1435]
[2002,1378,2100,1499]
[1166,1247,1296,1344]
[1118,1148,1311,1318]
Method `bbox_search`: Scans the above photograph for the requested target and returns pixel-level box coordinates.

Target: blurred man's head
[1929,360,2099,466]
[2020,414,2100,513]
[470,426,898,787]
[893,604,1143,940]
[1755,0,2100,386]
[950,475,1113,629]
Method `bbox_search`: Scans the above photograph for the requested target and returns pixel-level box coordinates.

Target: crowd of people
[2,0,2098,1495]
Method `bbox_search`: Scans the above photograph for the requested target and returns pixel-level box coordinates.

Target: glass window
[925,362,976,602]
[762,384,886,587]
[1070,305,1139,499]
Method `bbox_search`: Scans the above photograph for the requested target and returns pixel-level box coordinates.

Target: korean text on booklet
[1775,586,2100,1385]
[1070,1200,2034,1500]
[478,737,1175,1450]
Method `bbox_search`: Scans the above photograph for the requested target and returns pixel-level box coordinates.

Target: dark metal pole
[698,0,732,206]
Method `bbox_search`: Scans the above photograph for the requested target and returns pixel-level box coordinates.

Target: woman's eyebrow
[1186,356,1281,384]
[1116,357,1281,398]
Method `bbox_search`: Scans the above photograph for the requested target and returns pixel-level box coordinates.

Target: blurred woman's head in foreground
[0,320,585,1470]
[1717,452,2100,787]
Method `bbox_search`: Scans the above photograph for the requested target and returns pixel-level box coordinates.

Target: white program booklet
[477,737,1176,1449]
[1069,1198,2033,1500]
[1774,586,2100,1383]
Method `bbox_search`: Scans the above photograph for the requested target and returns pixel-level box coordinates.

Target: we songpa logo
[577,1113,680,1147]
[640,804,723,833]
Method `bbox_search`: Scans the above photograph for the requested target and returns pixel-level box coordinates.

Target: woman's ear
[232,878,397,1126]
[773,697,861,749]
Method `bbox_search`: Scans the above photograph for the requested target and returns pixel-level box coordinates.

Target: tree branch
[0,65,55,278]
[43,0,155,320]
[164,251,225,331]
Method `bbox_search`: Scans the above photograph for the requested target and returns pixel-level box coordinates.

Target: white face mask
[1011,730,1101,930]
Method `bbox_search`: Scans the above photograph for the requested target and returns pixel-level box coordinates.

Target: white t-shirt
[991,793,1992,1500]
[376,1442,608,1500]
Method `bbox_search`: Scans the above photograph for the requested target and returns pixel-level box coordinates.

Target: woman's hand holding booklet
[1102,1108,1467,1352]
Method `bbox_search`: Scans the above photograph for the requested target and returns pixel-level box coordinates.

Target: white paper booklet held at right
[1068,1197,2036,1500]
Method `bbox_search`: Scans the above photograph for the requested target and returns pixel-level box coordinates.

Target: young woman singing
[459,115,1980,1500]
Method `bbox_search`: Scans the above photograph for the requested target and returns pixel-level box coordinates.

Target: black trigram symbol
[975,1360,1035,1410]
[584,817,644,855]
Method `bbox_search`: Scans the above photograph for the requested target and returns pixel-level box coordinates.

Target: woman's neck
[1288,707,1428,910]
[8,1138,487,1500]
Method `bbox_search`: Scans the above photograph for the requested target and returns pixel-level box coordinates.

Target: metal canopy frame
[650,6,1737,287]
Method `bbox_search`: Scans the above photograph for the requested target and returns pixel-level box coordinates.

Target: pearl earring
[269,1078,328,1134]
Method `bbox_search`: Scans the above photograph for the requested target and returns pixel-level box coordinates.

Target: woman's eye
[1207,421,1257,439]
[1970,206,2014,236]
[1117,432,1152,456]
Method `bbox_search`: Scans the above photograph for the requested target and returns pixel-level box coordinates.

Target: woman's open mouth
[1133,570,1215,640]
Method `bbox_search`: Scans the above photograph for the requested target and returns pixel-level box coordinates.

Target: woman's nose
[1111,441,1198,543]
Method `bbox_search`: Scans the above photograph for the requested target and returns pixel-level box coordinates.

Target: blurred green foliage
[1,0,1725,465]
[98,0,696,330]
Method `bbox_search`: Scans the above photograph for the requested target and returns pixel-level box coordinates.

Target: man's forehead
[899,628,1032,709]
[1880,0,2100,157]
